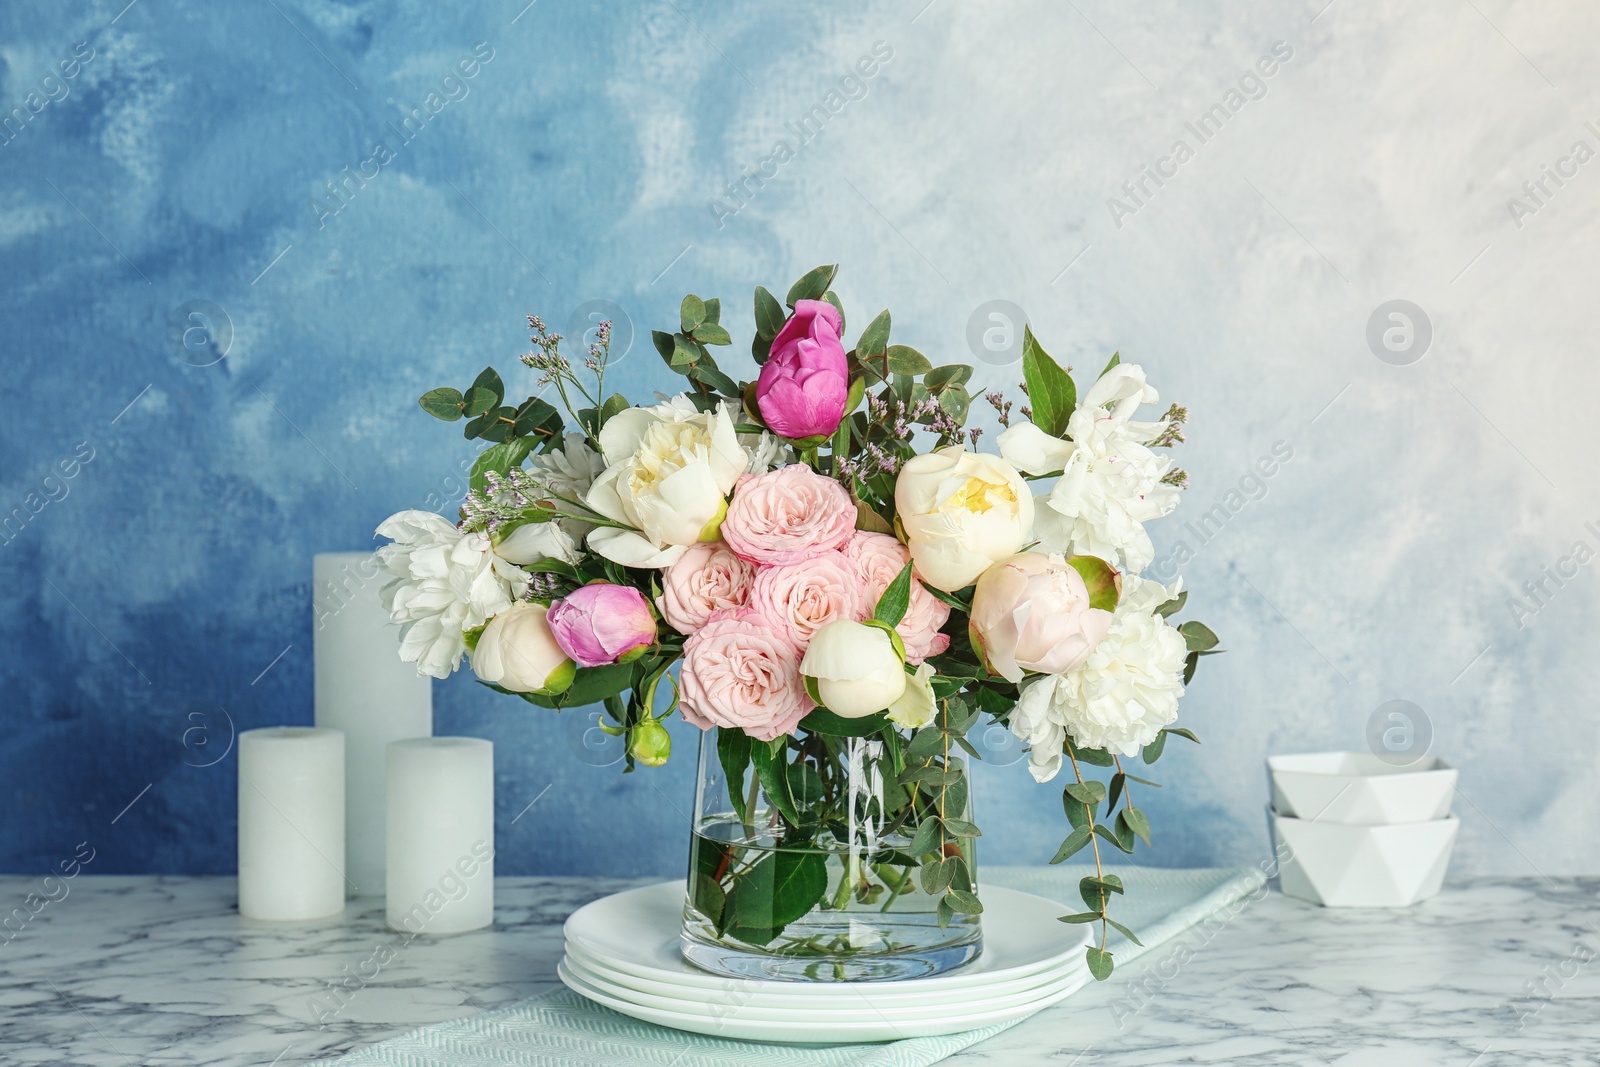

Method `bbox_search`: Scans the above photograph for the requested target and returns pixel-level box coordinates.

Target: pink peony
[721,464,856,566]
[968,552,1113,683]
[545,583,656,667]
[678,607,814,742]
[755,299,850,440]
[657,541,757,636]
[748,551,863,653]
[843,532,952,664]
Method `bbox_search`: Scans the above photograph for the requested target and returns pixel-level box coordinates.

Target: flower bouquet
[377,264,1217,982]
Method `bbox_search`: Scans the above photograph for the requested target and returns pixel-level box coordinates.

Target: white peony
[999,364,1178,573]
[1010,604,1187,777]
[894,447,1034,592]
[584,398,748,568]
[494,521,579,566]
[470,601,573,694]
[801,620,908,719]
[375,510,530,679]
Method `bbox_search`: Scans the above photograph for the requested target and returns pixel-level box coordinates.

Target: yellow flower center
[943,474,1015,515]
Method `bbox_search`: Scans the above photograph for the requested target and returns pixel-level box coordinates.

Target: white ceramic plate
[563,881,1091,998]
[563,937,1082,1010]
[562,948,1091,1020]
[557,957,1088,1042]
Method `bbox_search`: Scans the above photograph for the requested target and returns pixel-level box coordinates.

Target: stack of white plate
[559,881,1094,1043]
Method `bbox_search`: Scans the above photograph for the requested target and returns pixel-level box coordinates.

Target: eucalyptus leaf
[886,345,932,376]
[1050,825,1093,864]
[463,385,499,418]
[1142,730,1168,764]
[923,364,973,391]
[419,387,465,421]
[946,888,983,914]
[1177,621,1220,652]
[753,286,785,338]
[1086,946,1114,981]
[857,309,891,361]
[693,322,732,347]
[1123,806,1152,846]
[786,264,838,307]
[680,294,706,333]
[470,366,505,406]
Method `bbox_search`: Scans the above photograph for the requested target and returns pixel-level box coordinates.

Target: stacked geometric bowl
[557,881,1095,1043]
[1266,751,1459,908]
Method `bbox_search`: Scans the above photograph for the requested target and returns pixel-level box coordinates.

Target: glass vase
[679,728,982,982]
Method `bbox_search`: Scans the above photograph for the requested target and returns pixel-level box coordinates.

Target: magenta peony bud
[545,583,656,668]
[755,299,850,439]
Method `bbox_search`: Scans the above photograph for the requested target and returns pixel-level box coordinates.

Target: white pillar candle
[238,727,346,921]
[313,551,432,897]
[386,738,495,935]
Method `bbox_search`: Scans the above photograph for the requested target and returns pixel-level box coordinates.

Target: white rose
[375,510,529,679]
[887,663,937,730]
[1003,364,1178,573]
[470,602,574,694]
[1010,606,1187,777]
[894,447,1034,591]
[801,621,908,719]
[584,398,748,568]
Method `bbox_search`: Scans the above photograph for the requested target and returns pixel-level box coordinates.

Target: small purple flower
[545,583,656,667]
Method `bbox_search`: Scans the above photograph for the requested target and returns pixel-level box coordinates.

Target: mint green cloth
[316,865,1265,1066]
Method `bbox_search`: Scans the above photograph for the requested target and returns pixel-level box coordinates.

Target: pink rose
[748,551,863,653]
[843,532,952,664]
[545,583,657,667]
[657,541,757,636]
[968,552,1113,683]
[679,607,814,742]
[755,299,850,440]
[721,464,856,566]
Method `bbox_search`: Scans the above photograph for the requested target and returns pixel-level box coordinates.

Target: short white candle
[238,727,346,921]
[386,738,494,935]
[313,551,433,896]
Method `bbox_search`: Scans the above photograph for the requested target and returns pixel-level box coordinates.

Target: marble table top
[1,874,1596,1065]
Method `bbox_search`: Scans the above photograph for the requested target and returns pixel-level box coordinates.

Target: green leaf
[690,872,726,933]
[1021,325,1075,437]
[1100,351,1121,377]
[936,895,956,930]
[717,728,751,822]
[1049,825,1093,864]
[419,387,465,421]
[786,264,838,307]
[702,298,721,325]
[1095,823,1135,854]
[942,818,982,838]
[946,888,983,914]
[873,562,915,628]
[1106,771,1126,811]
[1064,789,1092,829]
[652,329,676,364]
[1184,650,1199,685]
[1104,917,1144,947]
[463,385,499,418]
[1071,744,1116,767]
[680,294,706,333]
[1142,730,1168,764]
[469,437,535,491]
[923,364,973,392]
[750,739,801,826]
[1155,591,1188,617]
[476,406,517,443]
[800,706,889,737]
[1064,780,1106,806]
[513,397,561,437]
[690,362,740,397]
[599,393,630,426]
[671,333,702,368]
[693,322,732,347]
[1124,772,1162,788]
[856,309,891,362]
[1086,946,1114,981]
[1080,875,1125,911]
[729,849,828,934]
[535,662,636,710]
[471,367,505,406]
[1057,911,1102,924]
[1066,555,1120,612]
[937,385,971,425]
[1165,727,1201,744]
[1122,806,1152,847]
[787,761,825,806]
[886,345,932,376]
[822,291,845,332]
[1177,620,1220,652]
[909,818,942,858]
[753,285,785,338]
[920,856,955,896]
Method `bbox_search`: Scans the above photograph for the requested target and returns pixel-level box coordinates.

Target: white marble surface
[1,874,1595,1065]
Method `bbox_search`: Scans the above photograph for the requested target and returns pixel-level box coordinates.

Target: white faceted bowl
[1269,807,1458,908]
[1267,751,1456,825]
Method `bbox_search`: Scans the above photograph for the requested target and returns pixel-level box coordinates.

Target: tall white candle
[314,551,432,897]
[386,738,495,935]
[238,727,346,920]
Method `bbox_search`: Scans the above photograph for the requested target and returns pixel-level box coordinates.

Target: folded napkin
[315,864,1266,1067]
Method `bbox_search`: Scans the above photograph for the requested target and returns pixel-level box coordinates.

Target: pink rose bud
[546,583,656,668]
[755,299,850,440]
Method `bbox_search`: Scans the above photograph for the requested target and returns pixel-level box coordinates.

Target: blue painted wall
[3,0,1595,878]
